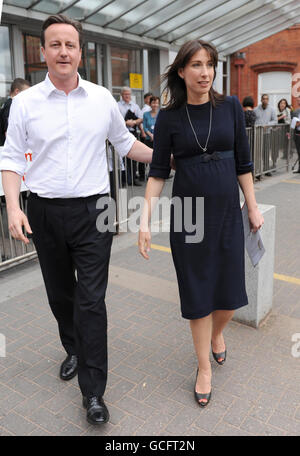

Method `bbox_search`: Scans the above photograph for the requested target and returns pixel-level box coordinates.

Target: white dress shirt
[0,74,136,198]
[117,99,143,133]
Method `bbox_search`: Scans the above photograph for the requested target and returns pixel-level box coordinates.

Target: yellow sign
[129,73,143,89]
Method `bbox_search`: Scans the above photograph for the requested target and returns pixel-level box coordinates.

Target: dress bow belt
[201,151,221,162]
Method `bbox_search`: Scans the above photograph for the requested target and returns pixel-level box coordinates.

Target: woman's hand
[138,228,151,259]
[248,207,264,233]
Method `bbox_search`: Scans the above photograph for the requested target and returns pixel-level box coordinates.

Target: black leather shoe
[59,355,78,381]
[83,396,109,425]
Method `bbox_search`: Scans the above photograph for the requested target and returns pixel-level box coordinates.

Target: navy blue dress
[148,96,253,320]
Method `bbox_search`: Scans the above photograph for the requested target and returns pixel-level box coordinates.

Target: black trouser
[295,133,300,170]
[27,192,113,397]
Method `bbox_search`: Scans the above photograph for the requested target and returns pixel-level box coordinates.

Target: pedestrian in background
[141,92,153,115]
[277,98,291,124]
[254,94,277,125]
[143,96,160,148]
[242,96,256,127]
[0,78,30,146]
[118,87,145,186]
[291,95,300,173]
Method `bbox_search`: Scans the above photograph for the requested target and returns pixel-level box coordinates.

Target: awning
[2,0,300,56]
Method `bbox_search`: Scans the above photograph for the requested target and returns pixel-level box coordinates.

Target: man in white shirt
[0,14,152,426]
[117,87,145,185]
[141,92,153,115]
[254,94,277,125]
[254,94,277,175]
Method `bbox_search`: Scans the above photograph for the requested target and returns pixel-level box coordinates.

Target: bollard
[233,204,276,328]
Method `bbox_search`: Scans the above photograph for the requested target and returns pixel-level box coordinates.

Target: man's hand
[126,119,135,128]
[7,207,33,244]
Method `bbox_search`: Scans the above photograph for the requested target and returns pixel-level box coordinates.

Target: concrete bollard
[233,204,276,328]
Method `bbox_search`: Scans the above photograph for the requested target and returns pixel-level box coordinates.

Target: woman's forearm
[237,172,258,211]
[140,177,165,231]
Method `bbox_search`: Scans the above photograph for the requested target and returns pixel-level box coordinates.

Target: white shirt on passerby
[0,73,136,198]
[141,104,151,115]
[254,104,277,125]
[117,99,143,133]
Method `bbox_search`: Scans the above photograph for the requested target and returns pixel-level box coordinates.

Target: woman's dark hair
[161,39,225,110]
[277,98,290,111]
[242,96,254,108]
[41,14,83,49]
[150,96,160,104]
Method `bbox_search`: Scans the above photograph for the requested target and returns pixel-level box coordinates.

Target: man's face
[122,90,131,103]
[41,23,82,83]
[261,95,269,108]
[145,95,151,105]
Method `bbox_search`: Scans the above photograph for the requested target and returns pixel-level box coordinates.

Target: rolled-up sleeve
[108,96,136,158]
[232,96,254,175]
[148,110,171,179]
[0,96,28,176]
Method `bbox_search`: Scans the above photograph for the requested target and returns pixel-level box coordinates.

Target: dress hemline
[181,300,248,320]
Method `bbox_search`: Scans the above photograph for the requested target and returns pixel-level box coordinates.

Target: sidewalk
[0,171,300,436]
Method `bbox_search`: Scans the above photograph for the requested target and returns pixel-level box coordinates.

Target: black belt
[29,192,109,206]
[176,150,234,166]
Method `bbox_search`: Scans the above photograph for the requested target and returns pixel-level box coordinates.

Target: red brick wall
[230,24,300,109]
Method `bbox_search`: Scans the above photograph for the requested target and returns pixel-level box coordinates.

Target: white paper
[241,203,265,267]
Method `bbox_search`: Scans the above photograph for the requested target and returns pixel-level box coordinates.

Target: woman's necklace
[185,102,212,153]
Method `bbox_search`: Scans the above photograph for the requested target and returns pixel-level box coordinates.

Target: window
[23,34,48,85]
[111,46,143,105]
[0,26,13,105]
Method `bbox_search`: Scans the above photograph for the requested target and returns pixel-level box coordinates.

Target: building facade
[230,24,300,110]
[0,2,226,107]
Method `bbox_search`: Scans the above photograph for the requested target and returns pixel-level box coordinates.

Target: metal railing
[0,124,296,271]
[246,124,292,177]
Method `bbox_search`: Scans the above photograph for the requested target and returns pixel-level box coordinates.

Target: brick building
[230,24,300,110]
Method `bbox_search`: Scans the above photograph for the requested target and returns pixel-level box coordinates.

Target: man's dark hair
[144,92,153,100]
[41,14,83,49]
[242,96,254,108]
[10,78,30,94]
[261,94,269,100]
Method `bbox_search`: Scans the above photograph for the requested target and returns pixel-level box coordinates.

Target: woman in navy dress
[138,40,264,407]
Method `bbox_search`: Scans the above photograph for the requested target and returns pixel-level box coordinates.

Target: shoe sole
[86,415,109,425]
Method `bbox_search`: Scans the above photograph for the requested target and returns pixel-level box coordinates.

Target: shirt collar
[121,99,132,106]
[43,73,88,97]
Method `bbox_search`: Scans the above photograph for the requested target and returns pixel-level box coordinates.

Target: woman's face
[279,100,286,111]
[178,48,214,102]
[150,100,160,111]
